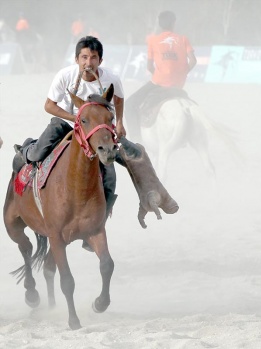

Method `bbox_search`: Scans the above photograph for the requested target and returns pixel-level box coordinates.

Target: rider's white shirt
[47,64,124,128]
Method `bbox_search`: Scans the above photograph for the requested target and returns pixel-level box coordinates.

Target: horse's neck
[67,138,101,192]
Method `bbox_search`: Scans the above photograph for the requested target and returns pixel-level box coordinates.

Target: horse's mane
[87,94,114,111]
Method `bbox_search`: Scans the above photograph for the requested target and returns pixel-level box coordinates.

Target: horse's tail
[188,102,245,162]
[10,233,48,284]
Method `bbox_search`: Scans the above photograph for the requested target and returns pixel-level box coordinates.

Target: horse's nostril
[98,146,104,152]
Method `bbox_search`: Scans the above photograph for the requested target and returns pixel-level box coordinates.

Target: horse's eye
[81,118,86,124]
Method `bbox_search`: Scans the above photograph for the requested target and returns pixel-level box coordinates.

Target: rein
[69,68,105,115]
[74,102,116,159]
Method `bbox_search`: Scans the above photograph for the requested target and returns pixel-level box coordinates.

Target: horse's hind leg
[4,216,40,308]
[156,111,187,181]
[157,147,172,181]
[189,128,216,177]
[88,231,114,313]
[43,247,57,308]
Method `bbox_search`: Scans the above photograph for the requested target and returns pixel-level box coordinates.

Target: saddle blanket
[140,87,195,128]
[14,141,70,196]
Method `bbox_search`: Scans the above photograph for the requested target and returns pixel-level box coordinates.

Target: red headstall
[74,102,117,159]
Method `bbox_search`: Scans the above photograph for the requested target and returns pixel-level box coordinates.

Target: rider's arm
[147,59,154,74]
[187,51,197,72]
[113,95,126,138]
[44,98,75,122]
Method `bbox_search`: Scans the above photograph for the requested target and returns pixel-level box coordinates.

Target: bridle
[74,102,117,160]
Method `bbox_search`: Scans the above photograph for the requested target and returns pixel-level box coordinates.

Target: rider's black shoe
[20,138,34,164]
[12,150,25,173]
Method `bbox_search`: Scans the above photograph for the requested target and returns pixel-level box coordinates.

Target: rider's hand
[115,120,126,139]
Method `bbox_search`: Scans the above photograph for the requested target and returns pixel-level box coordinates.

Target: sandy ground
[0,74,261,348]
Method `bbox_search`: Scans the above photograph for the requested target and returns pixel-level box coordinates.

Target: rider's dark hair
[75,36,103,59]
[158,11,176,30]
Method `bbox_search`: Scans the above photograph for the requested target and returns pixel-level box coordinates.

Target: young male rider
[19,36,126,222]
[125,10,197,143]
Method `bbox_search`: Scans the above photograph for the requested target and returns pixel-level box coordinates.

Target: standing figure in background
[125,10,197,143]
[0,19,15,43]
[15,11,43,71]
[15,12,30,58]
[71,15,85,43]
[15,12,29,32]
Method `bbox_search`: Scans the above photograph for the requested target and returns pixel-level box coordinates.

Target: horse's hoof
[138,217,147,229]
[69,318,82,330]
[25,289,40,308]
[92,297,110,313]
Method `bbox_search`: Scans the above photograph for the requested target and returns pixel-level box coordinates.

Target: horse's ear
[102,84,114,102]
[67,89,85,108]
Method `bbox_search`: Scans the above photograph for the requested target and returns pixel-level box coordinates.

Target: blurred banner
[63,43,75,68]
[0,43,25,75]
[103,45,149,82]
[205,46,261,84]
[105,45,261,84]
[63,44,150,82]
[187,47,211,83]
[2,42,261,84]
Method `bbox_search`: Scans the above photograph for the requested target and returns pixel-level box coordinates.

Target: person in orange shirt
[15,13,29,32]
[125,10,197,142]
[71,16,84,42]
[15,12,33,62]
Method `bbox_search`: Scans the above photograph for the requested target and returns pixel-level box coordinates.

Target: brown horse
[3,85,118,330]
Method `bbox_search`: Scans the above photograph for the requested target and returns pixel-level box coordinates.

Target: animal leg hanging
[117,137,179,228]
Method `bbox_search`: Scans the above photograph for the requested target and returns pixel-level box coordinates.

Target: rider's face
[76,48,102,80]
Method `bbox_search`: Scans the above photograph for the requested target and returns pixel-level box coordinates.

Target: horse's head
[69,84,118,165]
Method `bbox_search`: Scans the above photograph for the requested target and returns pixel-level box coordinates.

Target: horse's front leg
[49,238,81,330]
[43,247,57,308]
[87,230,114,313]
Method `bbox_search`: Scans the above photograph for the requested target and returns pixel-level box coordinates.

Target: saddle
[13,132,72,196]
[139,87,193,128]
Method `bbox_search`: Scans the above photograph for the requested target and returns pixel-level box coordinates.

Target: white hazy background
[1,1,261,348]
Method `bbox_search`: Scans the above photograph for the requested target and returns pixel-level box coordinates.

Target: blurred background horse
[140,95,241,182]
